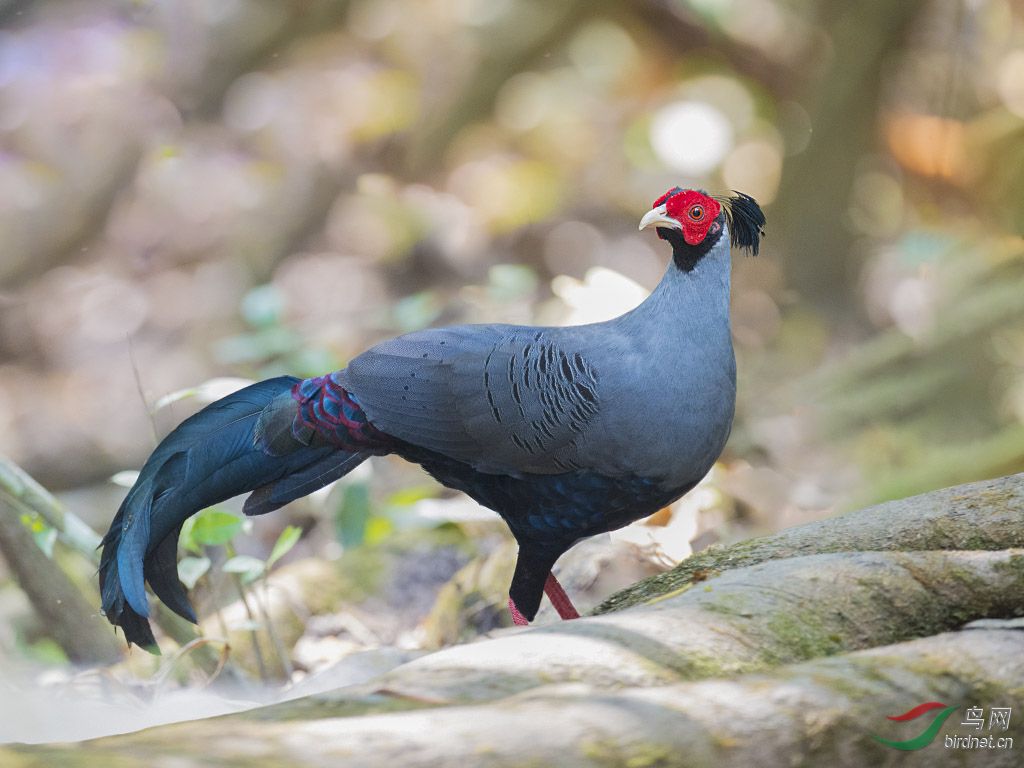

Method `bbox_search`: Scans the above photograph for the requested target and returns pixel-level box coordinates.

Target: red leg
[544,572,580,620]
[507,572,580,625]
[508,598,530,626]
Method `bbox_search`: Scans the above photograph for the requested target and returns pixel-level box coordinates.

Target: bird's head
[639,188,765,262]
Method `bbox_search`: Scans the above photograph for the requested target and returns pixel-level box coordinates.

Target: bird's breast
[580,344,736,488]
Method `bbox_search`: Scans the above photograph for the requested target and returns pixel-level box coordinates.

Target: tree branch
[0,492,121,665]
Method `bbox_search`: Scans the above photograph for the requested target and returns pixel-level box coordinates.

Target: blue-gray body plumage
[345,228,735,486]
[100,189,762,647]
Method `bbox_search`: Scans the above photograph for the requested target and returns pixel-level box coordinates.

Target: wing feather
[344,326,600,474]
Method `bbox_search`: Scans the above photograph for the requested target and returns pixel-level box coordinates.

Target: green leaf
[222,555,265,583]
[33,527,57,558]
[392,291,443,333]
[153,387,198,411]
[154,378,255,411]
[214,327,298,365]
[20,637,68,666]
[177,556,211,589]
[19,512,44,534]
[336,482,372,548]
[241,284,284,329]
[386,485,439,507]
[178,516,201,555]
[110,470,140,488]
[364,516,395,545]
[190,509,243,547]
[488,264,538,301]
[19,512,56,556]
[267,526,301,569]
[288,346,342,379]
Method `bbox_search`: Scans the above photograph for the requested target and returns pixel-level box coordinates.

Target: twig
[152,637,232,693]
[127,334,159,444]
[225,544,268,681]
[257,576,294,680]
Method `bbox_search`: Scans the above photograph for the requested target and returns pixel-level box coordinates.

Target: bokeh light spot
[649,101,733,174]
[722,138,783,204]
[997,50,1024,118]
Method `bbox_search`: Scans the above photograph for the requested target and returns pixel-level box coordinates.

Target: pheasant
[100,187,765,647]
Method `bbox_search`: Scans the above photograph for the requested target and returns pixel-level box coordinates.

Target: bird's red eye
[689,205,704,221]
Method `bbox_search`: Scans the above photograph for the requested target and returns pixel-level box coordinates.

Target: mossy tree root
[597,472,1024,614]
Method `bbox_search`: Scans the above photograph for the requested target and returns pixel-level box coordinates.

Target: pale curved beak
[638,204,681,231]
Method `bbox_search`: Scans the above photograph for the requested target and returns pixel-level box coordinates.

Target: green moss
[623,743,676,768]
[808,667,880,700]
[597,475,1024,617]
[676,649,758,679]
[638,581,697,607]
[763,609,843,664]
[594,541,776,615]
[953,487,1018,510]
[992,553,1024,579]
[5,747,172,768]
[699,591,752,617]
[581,738,685,768]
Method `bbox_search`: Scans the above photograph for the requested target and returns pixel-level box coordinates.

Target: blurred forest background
[1,0,1024,741]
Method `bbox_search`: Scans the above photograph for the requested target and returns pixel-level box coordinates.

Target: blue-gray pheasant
[100,187,765,647]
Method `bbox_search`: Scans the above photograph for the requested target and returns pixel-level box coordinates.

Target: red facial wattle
[664,190,721,245]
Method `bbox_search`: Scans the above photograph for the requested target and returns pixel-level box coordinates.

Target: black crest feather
[716,191,766,256]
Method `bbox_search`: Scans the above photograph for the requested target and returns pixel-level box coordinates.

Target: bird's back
[344,294,734,494]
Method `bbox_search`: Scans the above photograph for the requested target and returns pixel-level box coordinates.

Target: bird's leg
[508,543,575,625]
[543,571,580,620]
[507,577,578,625]
[508,598,530,626]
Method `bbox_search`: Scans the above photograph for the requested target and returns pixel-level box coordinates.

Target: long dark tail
[99,376,369,648]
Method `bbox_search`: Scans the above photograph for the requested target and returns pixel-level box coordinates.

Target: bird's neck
[622,225,733,336]
[662,225,724,273]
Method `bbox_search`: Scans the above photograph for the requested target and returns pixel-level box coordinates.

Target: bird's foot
[543,572,580,620]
